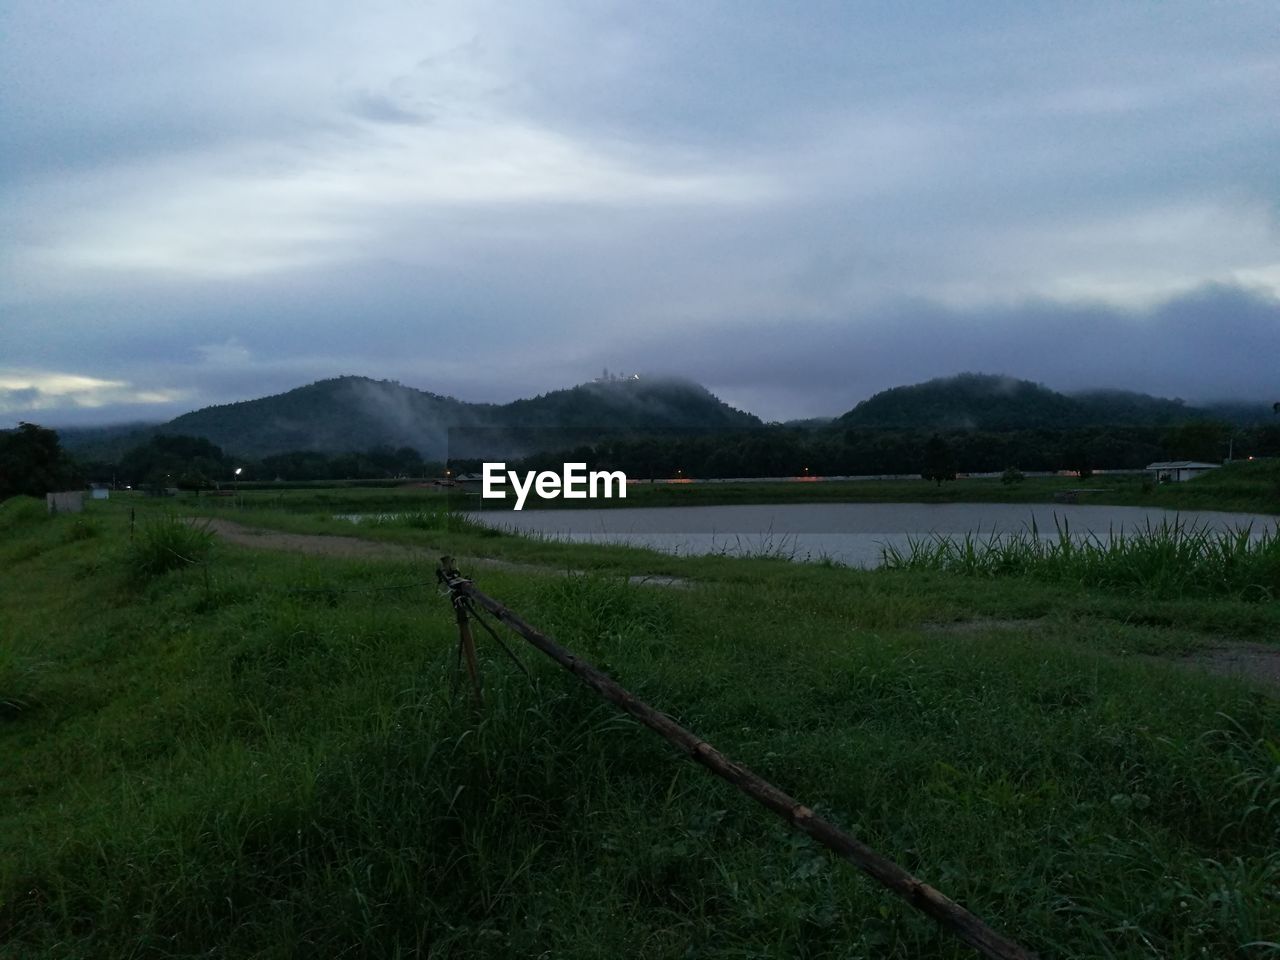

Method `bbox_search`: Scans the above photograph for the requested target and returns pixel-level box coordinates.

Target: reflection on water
[464,502,1279,568]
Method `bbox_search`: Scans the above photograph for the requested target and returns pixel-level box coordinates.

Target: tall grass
[881,516,1280,599]
[345,508,499,537]
[709,528,800,561]
[0,495,46,530]
[0,648,43,719]
[127,514,215,578]
[4,502,1279,957]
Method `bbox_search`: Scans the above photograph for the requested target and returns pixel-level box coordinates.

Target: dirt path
[925,617,1279,694]
[199,517,432,560]
[1178,643,1280,693]
[193,517,689,588]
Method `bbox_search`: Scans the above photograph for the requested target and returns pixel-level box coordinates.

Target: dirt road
[193,517,688,587]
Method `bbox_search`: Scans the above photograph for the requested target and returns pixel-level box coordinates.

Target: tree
[921,434,956,486]
[1061,442,1094,480]
[1162,420,1228,463]
[0,422,81,501]
[119,434,230,488]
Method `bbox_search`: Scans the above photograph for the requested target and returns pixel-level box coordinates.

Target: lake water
[465,502,1279,567]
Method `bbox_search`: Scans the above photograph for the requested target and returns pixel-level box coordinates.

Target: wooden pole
[438,561,1037,960]
[449,587,484,706]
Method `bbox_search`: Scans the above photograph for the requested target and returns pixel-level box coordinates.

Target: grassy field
[2,492,1278,958]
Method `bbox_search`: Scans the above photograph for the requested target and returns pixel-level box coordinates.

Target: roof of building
[1145,461,1221,470]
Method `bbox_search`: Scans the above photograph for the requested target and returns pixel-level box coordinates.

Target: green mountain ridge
[55,371,1274,463]
[62,375,761,461]
[839,373,1271,431]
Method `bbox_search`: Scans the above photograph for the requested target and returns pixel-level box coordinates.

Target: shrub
[127,514,214,578]
[1000,467,1025,485]
[62,516,100,542]
[0,495,47,531]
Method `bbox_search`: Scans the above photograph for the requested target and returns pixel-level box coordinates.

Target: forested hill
[839,374,1270,430]
[501,378,760,431]
[56,371,1271,463]
[65,375,760,460]
[162,377,488,459]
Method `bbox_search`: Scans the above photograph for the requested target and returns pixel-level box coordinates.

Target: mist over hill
[61,375,760,461]
[55,371,1274,464]
[163,378,486,459]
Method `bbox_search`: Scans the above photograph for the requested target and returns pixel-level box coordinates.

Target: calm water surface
[466,502,1279,567]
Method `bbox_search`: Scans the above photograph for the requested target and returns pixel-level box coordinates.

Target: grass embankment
[2,494,1278,958]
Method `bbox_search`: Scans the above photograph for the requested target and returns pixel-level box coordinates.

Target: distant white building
[591,368,641,383]
[1146,460,1220,483]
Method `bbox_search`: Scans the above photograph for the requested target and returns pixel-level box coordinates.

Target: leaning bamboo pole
[436,559,1038,960]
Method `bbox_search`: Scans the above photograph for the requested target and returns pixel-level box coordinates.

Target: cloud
[0,370,187,420]
[4,115,775,291]
[196,339,254,366]
[350,92,433,127]
[606,283,1280,419]
[0,1,1277,426]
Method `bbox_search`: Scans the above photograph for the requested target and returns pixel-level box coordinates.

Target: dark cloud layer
[621,284,1280,419]
[11,283,1276,427]
[1,2,1276,425]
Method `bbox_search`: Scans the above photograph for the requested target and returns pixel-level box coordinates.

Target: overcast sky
[2,1,1277,425]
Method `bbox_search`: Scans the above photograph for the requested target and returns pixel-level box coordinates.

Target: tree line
[2,427,447,499]
[5,416,1280,502]
[488,420,1280,482]
[71,434,441,491]
[0,423,83,501]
